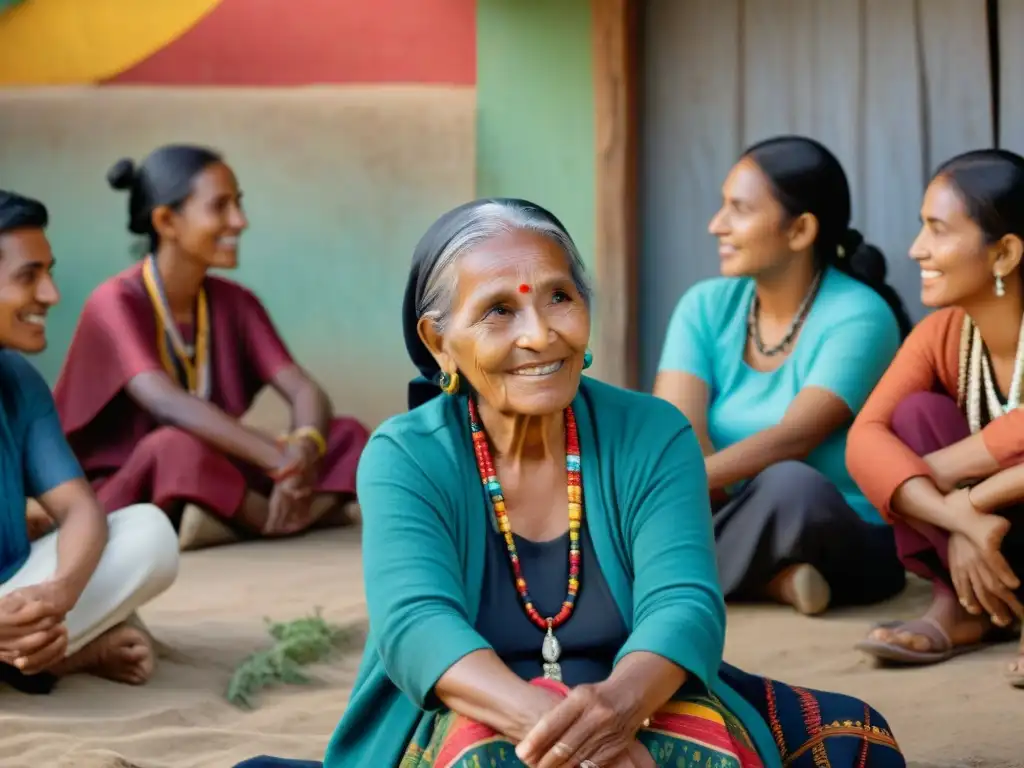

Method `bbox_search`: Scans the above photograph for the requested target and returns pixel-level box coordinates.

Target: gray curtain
[1000,0,1024,153]
[640,0,993,388]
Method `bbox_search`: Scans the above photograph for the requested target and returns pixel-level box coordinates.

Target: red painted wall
[104,0,475,86]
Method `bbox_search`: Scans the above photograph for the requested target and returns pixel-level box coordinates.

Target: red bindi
[518,283,531,294]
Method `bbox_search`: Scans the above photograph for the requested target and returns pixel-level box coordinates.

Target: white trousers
[0,504,179,655]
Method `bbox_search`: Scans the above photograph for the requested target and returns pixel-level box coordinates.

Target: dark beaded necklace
[746,271,822,357]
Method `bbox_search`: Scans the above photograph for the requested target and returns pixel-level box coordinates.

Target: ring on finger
[580,761,601,768]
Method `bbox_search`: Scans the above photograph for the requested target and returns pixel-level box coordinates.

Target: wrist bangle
[282,426,327,458]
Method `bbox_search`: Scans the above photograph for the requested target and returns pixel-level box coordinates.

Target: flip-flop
[855,617,1013,665]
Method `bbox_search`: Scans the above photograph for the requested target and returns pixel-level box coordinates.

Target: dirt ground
[0,529,1016,768]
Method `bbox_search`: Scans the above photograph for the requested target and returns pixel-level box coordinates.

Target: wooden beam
[591,0,639,389]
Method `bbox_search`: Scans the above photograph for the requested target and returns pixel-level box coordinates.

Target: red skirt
[90,417,369,527]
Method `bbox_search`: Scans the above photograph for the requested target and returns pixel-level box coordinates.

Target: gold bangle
[289,426,327,458]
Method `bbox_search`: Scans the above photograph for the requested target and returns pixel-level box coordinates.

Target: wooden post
[591,0,639,389]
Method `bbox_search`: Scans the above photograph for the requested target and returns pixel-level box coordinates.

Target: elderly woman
[237,200,904,768]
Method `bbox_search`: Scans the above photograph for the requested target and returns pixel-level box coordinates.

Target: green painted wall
[0,86,476,426]
[475,0,596,270]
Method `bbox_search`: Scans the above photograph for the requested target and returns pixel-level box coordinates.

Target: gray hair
[417,200,592,332]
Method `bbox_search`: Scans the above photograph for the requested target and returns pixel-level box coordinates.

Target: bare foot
[867,590,991,653]
[178,503,241,551]
[52,623,155,685]
[766,564,831,615]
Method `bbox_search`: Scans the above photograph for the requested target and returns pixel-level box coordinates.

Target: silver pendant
[542,624,562,681]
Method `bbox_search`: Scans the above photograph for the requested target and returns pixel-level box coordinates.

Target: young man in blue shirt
[0,190,178,691]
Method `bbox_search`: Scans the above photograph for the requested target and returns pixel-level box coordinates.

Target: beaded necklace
[746,270,822,357]
[957,313,1024,433]
[141,255,212,399]
[468,398,581,682]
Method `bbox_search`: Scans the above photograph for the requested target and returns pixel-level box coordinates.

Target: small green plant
[227,608,353,709]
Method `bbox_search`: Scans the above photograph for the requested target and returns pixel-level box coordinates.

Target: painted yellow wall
[0,0,222,84]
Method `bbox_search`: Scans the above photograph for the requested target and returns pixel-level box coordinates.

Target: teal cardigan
[323,378,781,768]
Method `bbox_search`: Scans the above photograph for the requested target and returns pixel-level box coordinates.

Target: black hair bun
[106,158,136,191]
[840,227,887,284]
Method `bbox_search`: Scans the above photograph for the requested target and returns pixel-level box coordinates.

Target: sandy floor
[0,529,1017,768]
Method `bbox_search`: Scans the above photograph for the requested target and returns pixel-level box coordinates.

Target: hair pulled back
[106,144,222,252]
[934,148,1024,246]
[744,135,912,337]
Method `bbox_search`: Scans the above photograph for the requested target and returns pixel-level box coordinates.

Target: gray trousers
[713,461,906,606]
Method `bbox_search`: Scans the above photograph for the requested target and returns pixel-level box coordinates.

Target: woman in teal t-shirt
[655,136,910,616]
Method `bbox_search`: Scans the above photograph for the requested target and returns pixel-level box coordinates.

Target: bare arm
[967,463,1024,513]
[704,387,852,491]
[37,478,107,609]
[891,430,1020,532]
[269,364,332,438]
[125,371,283,471]
[926,432,1003,493]
[891,477,974,534]
[598,651,686,727]
[652,371,714,456]
[434,650,562,741]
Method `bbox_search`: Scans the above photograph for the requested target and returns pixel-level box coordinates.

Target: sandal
[855,617,1015,666]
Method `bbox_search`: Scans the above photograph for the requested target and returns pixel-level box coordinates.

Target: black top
[475,524,629,686]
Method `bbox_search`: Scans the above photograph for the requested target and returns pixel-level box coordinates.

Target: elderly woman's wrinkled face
[424,229,590,416]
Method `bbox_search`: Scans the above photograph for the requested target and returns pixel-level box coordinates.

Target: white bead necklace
[961,312,1024,433]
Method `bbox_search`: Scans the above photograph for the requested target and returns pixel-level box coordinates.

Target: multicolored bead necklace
[468,397,582,682]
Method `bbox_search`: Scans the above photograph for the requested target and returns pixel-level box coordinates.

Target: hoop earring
[582,349,594,370]
[438,371,460,395]
[996,274,1006,298]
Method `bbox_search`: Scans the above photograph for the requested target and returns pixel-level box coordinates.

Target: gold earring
[439,371,460,395]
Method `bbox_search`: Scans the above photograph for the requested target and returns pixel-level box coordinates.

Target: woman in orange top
[847,149,1024,685]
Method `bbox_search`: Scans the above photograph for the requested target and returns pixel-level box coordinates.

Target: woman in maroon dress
[53,145,369,550]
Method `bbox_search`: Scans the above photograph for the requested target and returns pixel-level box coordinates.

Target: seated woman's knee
[756,461,832,496]
[755,461,844,526]
[137,426,209,459]
[890,391,958,442]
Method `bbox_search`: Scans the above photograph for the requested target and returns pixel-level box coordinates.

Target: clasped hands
[264,436,322,536]
[942,488,1023,628]
[0,580,74,675]
[513,683,655,768]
